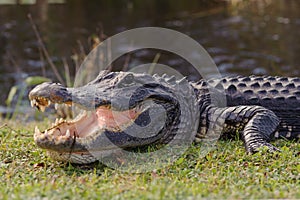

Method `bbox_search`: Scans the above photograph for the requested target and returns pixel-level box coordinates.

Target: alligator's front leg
[203,105,280,153]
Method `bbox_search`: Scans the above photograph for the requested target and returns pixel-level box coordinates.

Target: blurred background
[0,0,299,117]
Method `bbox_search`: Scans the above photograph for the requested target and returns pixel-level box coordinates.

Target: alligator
[28,71,300,164]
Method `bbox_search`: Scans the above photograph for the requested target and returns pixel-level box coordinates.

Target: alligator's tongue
[96,107,138,129]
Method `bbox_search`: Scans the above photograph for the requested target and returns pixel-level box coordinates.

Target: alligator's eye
[117,73,136,88]
[124,74,134,83]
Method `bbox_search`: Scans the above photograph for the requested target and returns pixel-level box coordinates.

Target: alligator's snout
[29,82,72,111]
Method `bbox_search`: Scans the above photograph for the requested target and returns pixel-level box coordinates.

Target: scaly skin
[29,71,300,164]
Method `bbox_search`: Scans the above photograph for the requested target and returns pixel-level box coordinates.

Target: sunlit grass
[0,119,299,199]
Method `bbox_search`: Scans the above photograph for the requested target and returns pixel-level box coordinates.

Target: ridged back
[205,76,300,108]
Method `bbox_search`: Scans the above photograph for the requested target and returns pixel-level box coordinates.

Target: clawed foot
[246,142,281,154]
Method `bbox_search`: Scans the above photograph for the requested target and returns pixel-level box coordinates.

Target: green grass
[0,119,299,200]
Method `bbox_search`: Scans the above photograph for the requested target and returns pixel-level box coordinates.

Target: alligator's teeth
[44,130,48,137]
[48,100,51,106]
[66,129,70,137]
[54,103,59,110]
[35,126,41,134]
[59,118,64,123]
[32,99,37,107]
[56,136,66,143]
[55,118,59,125]
[40,105,46,112]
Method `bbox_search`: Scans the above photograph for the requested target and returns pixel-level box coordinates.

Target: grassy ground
[0,119,299,200]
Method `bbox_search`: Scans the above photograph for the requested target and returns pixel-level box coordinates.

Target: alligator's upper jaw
[29,82,73,111]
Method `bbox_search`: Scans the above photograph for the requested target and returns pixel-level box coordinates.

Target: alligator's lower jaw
[34,105,140,151]
[47,151,98,164]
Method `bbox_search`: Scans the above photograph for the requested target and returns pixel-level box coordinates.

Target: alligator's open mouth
[30,96,141,143]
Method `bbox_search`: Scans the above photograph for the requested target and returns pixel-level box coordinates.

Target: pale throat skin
[29,70,300,164]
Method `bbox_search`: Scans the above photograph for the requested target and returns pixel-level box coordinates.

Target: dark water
[0,0,300,108]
